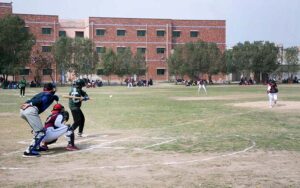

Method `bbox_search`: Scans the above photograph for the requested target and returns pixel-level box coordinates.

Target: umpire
[69,79,89,137]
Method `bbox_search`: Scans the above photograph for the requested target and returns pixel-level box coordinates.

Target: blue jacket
[26,92,59,114]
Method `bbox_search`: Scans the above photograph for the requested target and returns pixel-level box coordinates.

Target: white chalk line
[143,139,177,149]
[1,136,256,171]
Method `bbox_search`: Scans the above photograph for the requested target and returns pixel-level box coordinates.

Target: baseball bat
[62,95,93,100]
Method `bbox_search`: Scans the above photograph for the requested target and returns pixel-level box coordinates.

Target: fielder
[267,79,278,108]
[20,83,59,157]
[69,79,90,137]
[197,79,207,95]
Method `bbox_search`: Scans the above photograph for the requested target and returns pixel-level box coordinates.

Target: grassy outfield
[1,83,299,153]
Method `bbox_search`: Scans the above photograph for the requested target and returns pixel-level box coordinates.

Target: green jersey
[19,79,26,88]
[68,86,88,109]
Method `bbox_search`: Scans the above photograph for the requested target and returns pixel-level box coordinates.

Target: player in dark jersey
[40,104,78,151]
[20,83,59,157]
[69,79,89,137]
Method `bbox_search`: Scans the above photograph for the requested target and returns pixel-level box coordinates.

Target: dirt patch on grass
[0,112,15,117]
[231,101,300,111]
[1,134,300,187]
[172,94,266,101]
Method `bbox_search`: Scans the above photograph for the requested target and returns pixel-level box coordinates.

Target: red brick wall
[89,17,225,81]
[0,2,12,18]
[15,14,59,83]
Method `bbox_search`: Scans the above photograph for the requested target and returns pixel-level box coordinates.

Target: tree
[31,50,55,84]
[0,15,35,83]
[73,38,98,78]
[168,41,223,81]
[230,41,279,83]
[284,47,299,79]
[131,52,146,80]
[52,36,73,84]
[101,48,117,85]
[115,48,132,84]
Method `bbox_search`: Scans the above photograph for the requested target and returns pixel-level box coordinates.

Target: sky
[7,0,300,48]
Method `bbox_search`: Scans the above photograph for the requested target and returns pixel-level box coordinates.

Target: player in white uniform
[267,79,278,108]
[197,79,207,95]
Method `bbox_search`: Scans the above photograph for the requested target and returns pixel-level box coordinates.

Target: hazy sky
[8,0,300,48]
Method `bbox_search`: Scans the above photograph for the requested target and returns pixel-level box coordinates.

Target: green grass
[0,83,300,153]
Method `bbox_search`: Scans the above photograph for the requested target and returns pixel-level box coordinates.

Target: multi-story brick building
[1,2,226,82]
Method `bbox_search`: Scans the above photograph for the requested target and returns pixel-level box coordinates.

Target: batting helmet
[75,79,85,88]
[52,103,64,112]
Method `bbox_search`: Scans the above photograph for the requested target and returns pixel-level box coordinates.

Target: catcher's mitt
[62,111,69,122]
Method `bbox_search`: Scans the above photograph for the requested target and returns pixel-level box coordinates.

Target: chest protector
[44,113,60,129]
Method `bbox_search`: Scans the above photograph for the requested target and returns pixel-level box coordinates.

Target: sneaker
[35,145,48,152]
[77,133,87,138]
[23,151,40,157]
[66,145,79,151]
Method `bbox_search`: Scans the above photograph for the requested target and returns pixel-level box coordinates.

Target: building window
[157,69,165,75]
[19,69,29,75]
[59,31,66,37]
[43,69,52,75]
[157,30,165,37]
[156,48,165,54]
[97,69,104,75]
[117,47,129,53]
[172,31,181,38]
[117,29,126,36]
[22,27,29,33]
[137,30,146,37]
[75,31,84,38]
[42,28,52,35]
[96,29,106,36]
[96,47,106,53]
[190,31,198,38]
[42,46,52,53]
[137,47,146,54]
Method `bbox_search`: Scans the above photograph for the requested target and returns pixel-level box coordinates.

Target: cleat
[35,145,48,152]
[23,151,40,157]
[77,133,87,138]
[66,145,79,151]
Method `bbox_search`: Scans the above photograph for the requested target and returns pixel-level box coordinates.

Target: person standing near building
[197,79,207,95]
[267,79,278,108]
[19,76,27,97]
[40,103,79,151]
[20,83,59,157]
[69,79,89,137]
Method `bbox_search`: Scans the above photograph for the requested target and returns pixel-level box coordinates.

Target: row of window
[41,27,199,38]
[41,45,165,54]
[20,68,166,76]
[96,29,199,38]
[96,47,165,54]
[20,69,52,75]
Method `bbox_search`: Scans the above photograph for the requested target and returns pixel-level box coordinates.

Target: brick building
[1,2,226,82]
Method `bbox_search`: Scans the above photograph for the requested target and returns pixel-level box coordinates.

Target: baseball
[109,95,112,98]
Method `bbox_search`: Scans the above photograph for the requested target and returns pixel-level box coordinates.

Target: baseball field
[0,83,300,187]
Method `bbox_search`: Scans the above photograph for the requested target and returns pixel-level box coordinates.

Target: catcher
[39,103,79,151]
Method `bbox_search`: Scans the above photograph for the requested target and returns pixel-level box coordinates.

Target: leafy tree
[31,50,55,84]
[73,38,98,78]
[52,36,73,84]
[115,48,132,84]
[0,15,35,83]
[131,52,146,80]
[230,41,279,83]
[168,41,223,81]
[284,47,299,79]
[101,48,117,85]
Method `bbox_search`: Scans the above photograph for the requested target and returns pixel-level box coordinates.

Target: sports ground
[0,83,300,187]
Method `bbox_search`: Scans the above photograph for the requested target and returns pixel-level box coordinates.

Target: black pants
[20,87,25,96]
[70,108,85,134]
